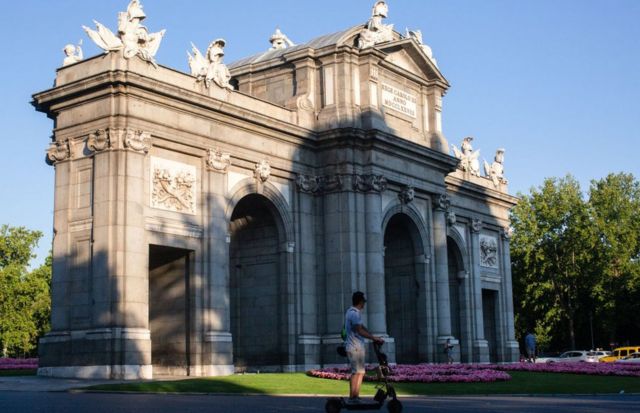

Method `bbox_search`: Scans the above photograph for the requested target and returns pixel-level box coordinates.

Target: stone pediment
[377,39,447,85]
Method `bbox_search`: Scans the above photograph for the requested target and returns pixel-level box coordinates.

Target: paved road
[1,392,639,413]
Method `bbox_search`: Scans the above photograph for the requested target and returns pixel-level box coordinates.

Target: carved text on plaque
[381,83,417,118]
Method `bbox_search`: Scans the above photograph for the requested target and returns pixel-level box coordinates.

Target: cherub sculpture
[188,39,234,90]
[269,28,295,50]
[484,149,508,188]
[405,29,437,67]
[83,0,165,68]
[62,40,83,66]
[452,137,481,176]
[358,1,394,49]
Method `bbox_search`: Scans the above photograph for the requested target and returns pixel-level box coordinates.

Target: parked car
[599,346,640,362]
[585,350,612,363]
[614,352,640,363]
[536,350,589,363]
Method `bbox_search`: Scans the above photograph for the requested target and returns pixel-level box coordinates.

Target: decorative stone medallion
[205,148,231,173]
[124,129,152,153]
[150,157,197,215]
[479,234,499,268]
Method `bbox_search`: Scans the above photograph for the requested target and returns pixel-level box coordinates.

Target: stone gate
[34,1,519,379]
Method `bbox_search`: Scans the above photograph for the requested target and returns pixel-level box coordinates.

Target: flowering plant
[308,361,640,383]
[0,358,38,370]
[495,361,640,377]
[308,363,510,383]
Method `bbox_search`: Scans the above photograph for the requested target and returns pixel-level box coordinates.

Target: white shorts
[347,347,365,374]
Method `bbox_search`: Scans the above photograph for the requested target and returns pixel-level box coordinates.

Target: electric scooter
[325,342,402,413]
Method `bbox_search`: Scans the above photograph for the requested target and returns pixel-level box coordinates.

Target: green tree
[588,173,640,345]
[0,225,51,357]
[511,176,596,351]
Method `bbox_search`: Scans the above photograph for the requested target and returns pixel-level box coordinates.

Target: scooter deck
[330,397,383,410]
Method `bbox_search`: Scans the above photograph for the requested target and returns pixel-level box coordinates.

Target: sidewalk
[0,374,192,392]
[0,375,135,392]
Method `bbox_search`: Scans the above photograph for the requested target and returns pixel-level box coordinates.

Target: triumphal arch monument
[34,1,519,379]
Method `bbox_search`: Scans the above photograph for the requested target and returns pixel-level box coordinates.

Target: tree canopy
[511,173,640,351]
[0,225,51,357]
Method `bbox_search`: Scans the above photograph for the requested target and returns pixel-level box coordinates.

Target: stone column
[365,191,386,336]
[295,181,320,370]
[501,227,520,362]
[433,195,453,359]
[470,219,489,363]
[203,148,234,376]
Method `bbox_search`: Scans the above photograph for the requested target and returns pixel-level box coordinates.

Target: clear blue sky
[1,0,638,266]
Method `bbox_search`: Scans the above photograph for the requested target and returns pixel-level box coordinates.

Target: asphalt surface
[1,392,640,413]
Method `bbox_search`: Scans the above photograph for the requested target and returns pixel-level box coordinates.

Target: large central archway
[229,194,286,371]
[384,213,422,364]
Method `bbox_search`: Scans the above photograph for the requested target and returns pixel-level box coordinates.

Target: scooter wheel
[387,398,403,413]
[325,399,342,413]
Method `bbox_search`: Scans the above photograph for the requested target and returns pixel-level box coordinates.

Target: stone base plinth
[38,328,152,380]
[472,339,490,363]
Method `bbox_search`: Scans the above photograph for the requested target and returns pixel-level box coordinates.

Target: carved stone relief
[205,148,231,173]
[150,157,196,215]
[123,129,152,153]
[435,194,450,211]
[398,185,415,204]
[446,211,457,226]
[502,226,514,240]
[353,174,387,193]
[254,160,271,182]
[87,129,110,152]
[471,218,483,233]
[296,174,343,194]
[46,139,73,165]
[479,234,499,268]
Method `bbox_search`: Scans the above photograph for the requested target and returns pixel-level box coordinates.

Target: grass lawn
[0,369,37,377]
[86,371,640,395]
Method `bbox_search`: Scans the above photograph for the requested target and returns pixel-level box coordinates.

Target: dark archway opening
[229,194,284,371]
[149,245,193,376]
[447,237,469,362]
[384,214,420,364]
[482,289,499,363]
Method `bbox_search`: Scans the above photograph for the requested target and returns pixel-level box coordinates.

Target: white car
[585,350,612,363]
[536,350,589,363]
[615,352,640,363]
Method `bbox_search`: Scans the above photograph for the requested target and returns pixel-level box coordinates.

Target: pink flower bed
[308,362,640,383]
[0,358,38,370]
[495,362,640,377]
[308,364,511,383]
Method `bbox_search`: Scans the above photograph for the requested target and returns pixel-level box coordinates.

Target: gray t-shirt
[345,306,365,351]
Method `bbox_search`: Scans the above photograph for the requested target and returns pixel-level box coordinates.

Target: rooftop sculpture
[82,0,165,68]
[188,39,234,90]
[484,149,508,188]
[269,28,295,50]
[405,29,438,67]
[452,137,481,176]
[358,1,394,49]
[62,41,83,67]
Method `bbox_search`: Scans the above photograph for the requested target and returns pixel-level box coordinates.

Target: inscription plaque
[381,83,417,118]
